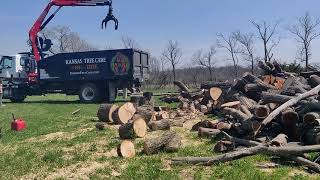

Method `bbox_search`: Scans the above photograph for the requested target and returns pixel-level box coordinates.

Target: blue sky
[1,0,320,67]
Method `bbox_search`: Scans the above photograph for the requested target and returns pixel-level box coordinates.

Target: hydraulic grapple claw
[101,1,118,30]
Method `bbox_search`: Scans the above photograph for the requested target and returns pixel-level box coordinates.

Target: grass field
[0,92,319,180]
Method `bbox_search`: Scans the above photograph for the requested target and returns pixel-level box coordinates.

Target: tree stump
[112,102,136,124]
[119,118,147,139]
[117,140,136,158]
[97,104,119,123]
[144,131,181,155]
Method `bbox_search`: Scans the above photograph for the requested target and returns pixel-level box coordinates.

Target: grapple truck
[0,49,149,103]
[0,0,150,103]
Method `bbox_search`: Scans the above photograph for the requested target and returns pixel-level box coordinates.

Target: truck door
[0,56,14,79]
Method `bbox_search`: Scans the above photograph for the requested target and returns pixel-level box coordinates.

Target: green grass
[0,92,319,179]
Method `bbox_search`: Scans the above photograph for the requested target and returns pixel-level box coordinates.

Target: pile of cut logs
[170,61,320,173]
[96,93,203,158]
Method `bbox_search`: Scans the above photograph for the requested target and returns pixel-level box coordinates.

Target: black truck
[0,49,149,103]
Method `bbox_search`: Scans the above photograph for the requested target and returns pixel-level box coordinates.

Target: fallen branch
[258,84,320,132]
[171,145,320,166]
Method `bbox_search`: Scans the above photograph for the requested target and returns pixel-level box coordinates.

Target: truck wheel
[10,97,26,103]
[79,83,100,103]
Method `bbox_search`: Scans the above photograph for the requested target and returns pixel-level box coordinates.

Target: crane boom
[29,0,118,62]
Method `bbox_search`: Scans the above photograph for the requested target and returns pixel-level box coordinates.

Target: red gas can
[11,114,26,131]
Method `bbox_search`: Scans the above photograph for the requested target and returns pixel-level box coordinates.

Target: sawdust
[44,161,108,180]
[25,128,93,143]
[180,169,195,180]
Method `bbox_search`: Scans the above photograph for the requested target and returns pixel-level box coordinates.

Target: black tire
[10,96,26,103]
[79,83,101,103]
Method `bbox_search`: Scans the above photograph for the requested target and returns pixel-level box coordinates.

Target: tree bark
[198,127,221,138]
[97,104,119,123]
[174,81,190,93]
[144,131,181,155]
[222,107,250,122]
[149,119,171,131]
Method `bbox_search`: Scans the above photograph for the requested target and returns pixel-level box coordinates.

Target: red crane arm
[29,0,115,61]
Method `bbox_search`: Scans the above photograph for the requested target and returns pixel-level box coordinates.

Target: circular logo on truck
[111,52,130,75]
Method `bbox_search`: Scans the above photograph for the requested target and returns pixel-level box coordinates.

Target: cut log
[117,140,136,158]
[118,118,147,139]
[303,112,320,126]
[245,83,269,92]
[112,102,136,124]
[236,95,257,111]
[309,75,320,87]
[144,131,181,155]
[221,101,241,109]
[281,108,299,127]
[95,122,107,130]
[240,105,253,118]
[222,107,250,122]
[136,105,156,123]
[156,111,170,120]
[149,119,171,131]
[216,122,232,130]
[300,71,320,78]
[267,103,278,111]
[214,140,234,153]
[254,105,270,120]
[191,120,219,131]
[242,72,278,90]
[270,134,288,147]
[164,133,182,152]
[301,127,320,145]
[97,104,119,123]
[209,87,223,101]
[174,81,190,93]
[198,127,221,138]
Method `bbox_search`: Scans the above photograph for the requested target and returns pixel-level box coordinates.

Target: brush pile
[169,61,320,173]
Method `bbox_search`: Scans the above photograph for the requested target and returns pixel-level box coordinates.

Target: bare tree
[289,12,320,69]
[192,46,217,81]
[121,36,140,49]
[234,31,256,74]
[161,40,182,81]
[42,25,96,53]
[251,20,280,62]
[217,33,240,77]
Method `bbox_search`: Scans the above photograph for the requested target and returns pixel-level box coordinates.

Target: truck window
[141,54,148,66]
[0,56,13,69]
[134,52,141,65]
